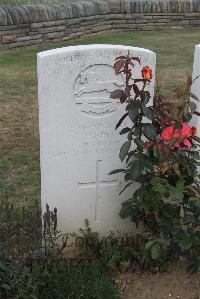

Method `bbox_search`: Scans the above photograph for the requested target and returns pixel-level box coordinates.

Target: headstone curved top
[191,44,200,129]
[38,44,156,235]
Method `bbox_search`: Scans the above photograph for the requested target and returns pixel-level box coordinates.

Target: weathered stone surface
[0,7,8,26]
[17,33,42,41]
[0,29,19,36]
[37,44,156,236]
[190,18,200,24]
[0,0,199,26]
[39,26,58,33]
[43,31,64,40]
[0,25,17,31]
[1,34,16,43]
[31,22,43,29]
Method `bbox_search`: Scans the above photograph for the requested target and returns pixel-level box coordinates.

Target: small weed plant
[73,219,138,272]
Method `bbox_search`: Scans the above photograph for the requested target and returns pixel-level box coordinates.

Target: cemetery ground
[1,29,200,298]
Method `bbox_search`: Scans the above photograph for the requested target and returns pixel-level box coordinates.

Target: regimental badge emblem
[73,64,124,117]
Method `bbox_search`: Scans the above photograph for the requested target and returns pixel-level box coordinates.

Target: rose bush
[110,53,200,272]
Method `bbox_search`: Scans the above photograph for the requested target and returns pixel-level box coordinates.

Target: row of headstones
[37,43,199,236]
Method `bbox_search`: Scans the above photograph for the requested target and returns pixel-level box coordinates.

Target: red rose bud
[141,66,153,81]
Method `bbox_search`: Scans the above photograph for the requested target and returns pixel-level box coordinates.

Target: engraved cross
[78,160,118,222]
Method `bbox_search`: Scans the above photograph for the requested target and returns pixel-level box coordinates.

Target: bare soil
[115,260,200,299]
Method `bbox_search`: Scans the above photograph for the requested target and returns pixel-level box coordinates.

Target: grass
[37,261,118,299]
[1,260,119,298]
[0,29,199,207]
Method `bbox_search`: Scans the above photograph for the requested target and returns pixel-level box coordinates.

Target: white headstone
[37,44,156,236]
[191,44,200,129]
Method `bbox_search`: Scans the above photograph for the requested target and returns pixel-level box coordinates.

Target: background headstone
[38,44,156,236]
[191,44,200,129]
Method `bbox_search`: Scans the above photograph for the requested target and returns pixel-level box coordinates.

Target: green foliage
[111,54,200,272]
[9,260,118,299]
[38,261,118,299]
[0,259,118,299]
[73,220,138,272]
[73,219,102,257]
[0,202,118,299]
[0,196,41,262]
[119,141,131,162]
[0,262,16,298]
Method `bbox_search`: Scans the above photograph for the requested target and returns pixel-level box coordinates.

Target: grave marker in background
[191,44,200,129]
[37,44,156,235]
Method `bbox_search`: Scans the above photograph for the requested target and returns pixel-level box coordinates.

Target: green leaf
[110,89,124,99]
[140,90,150,104]
[124,172,132,182]
[134,124,142,136]
[170,189,184,202]
[176,179,184,189]
[192,232,200,246]
[116,113,128,130]
[119,141,131,162]
[142,106,155,120]
[110,89,127,103]
[142,123,157,140]
[126,150,136,163]
[184,112,192,122]
[0,262,9,272]
[179,238,192,251]
[144,159,154,171]
[129,160,141,180]
[119,127,131,135]
[134,138,144,149]
[132,84,140,96]
[127,130,133,141]
[1,284,11,291]
[109,169,125,175]
[119,198,134,218]
[169,179,185,201]
[189,101,197,113]
[151,243,160,260]
[151,179,164,193]
[183,214,195,225]
[191,92,200,102]
[127,101,140,122]
[189,198,200,209]
[145,240,155,250]
[119,181,133,195]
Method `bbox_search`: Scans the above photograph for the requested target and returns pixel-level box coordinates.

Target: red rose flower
[161,123,197,148]
[161,126,181,147]
[181,123,191,137]
[182,138,192,147]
